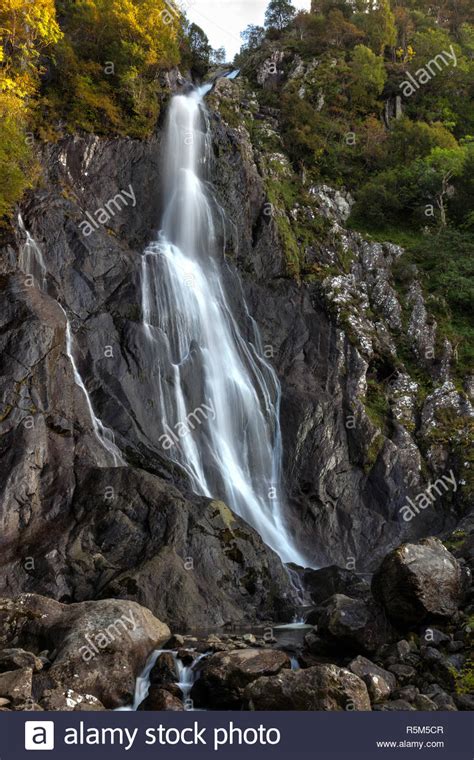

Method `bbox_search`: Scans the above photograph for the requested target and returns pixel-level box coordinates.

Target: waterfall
[17,215,123,468]
[116,650,207,712]
[17,213,47,291]
[140,84,306,567]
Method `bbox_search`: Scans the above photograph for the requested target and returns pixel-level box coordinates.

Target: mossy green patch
[211,500,236,530]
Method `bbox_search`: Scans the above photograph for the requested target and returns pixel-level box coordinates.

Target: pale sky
[185,0,312,60]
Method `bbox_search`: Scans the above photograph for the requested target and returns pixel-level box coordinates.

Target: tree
[349,45,387,111]
[187,22,211,73]
[361,0,397,54]
[0,0,62,97]
[326,9,365,48]
[438,0,474,39]
[424,146,467,226]
[0,0,60,216]
[264,0,296,31]
[386,119,458,166]
[0,93,36,218]
[211,47,227,65]
[240,24,265,51]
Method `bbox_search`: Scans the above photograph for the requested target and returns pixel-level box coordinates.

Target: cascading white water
[141,84,306,566]
[116,650,207,712]
[17,214,123,468]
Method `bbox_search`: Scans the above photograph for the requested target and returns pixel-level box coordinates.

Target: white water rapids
[140,82,305,567]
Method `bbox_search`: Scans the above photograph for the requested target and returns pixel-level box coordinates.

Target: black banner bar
[0,711,472,759]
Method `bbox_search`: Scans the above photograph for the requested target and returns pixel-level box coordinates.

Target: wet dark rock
[305,609,319,626]
[382,639,421,671]
[373,538,465,625]
[454,693,474,711]
[0,649,43,673]
[421,646,444,663]
[191,649,290,709]
[245,664,371,711]
[138,687,184,711]
[0,426,294,629]
[420,649,461,690]
[303,566,370,605]
[176,649,194,666]
[0,668,32,705]
[374,700,416,711]
[348,656,396,703]
[314,594,395,654]
[149,653,178,687]
[393,685,418,703]
[302,630,335,658]
[447,641,464,653]
[392,640,415,660]
[432,692,458,711]
[165,635,185,649]
[415,694,437,710]
[419,627,451,647]
[388,664,417,685]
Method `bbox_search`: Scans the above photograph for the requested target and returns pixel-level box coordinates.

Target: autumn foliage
[0,0,189,217]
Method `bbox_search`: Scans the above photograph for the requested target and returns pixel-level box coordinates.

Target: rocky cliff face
[207,73,473,570]
[0,68,472,640]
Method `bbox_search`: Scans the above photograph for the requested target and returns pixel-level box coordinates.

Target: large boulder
[372,538,466,625]
[348,656,396,703]
[138,687,184,711]
[149,652,178,687]
[0,668,32,706]
[191,649,290,709]
[0,594,170,709]
[313,594,395,653]
[244,664,371,711]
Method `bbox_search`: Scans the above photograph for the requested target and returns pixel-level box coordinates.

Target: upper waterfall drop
[141,84,306,567]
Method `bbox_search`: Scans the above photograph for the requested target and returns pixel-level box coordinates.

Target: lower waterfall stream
[116,650,209,712]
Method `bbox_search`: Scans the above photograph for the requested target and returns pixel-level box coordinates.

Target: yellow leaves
[0,0,62,49]
[0,89,37,219]
[0,71,36,98]
[0,0,62,107]
[396,44,416,63]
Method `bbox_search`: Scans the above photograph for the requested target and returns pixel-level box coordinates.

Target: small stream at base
[116,650,209,712]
